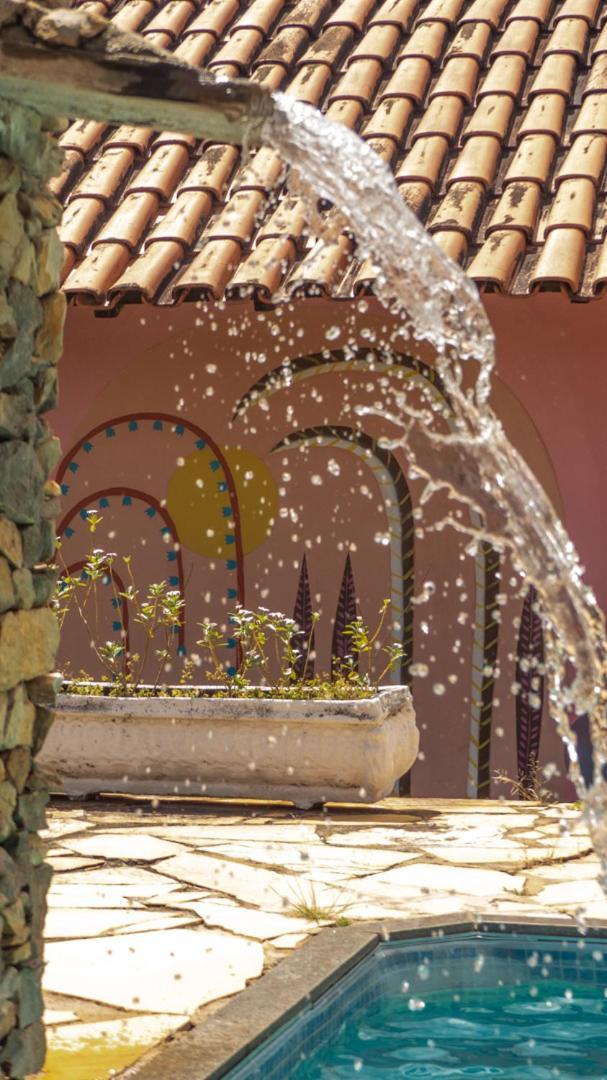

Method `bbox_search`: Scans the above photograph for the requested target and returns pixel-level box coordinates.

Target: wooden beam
[0,5,273,145]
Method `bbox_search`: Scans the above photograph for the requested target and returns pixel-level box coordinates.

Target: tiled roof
[55,0,607,305]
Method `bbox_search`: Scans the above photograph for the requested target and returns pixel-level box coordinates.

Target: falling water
[263,93,607,876]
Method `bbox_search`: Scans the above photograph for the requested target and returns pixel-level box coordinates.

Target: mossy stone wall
[0,95,64,1078]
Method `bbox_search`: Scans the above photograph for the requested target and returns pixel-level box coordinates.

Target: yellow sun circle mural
[166,445,278,558]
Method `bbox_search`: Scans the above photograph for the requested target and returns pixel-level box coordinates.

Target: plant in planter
[45,528,419,805]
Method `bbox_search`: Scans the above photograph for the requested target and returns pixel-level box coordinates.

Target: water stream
[263,93,607,876]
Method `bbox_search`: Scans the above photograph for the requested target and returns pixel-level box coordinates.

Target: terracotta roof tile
[64,242,131,303]
[462,94,514,140]
[58,0,607,304]
[556,132,607,186]
[229,236,297,297]
[592,20,607,58]
[396,133,449,189]
[381,55,432,102]
[205,189,266,244]
[325,97,365,126]
[573,92,607,134]
[60,120,107,156]
[429,179,485,235]
[543,17,589,59]
[325,0,376,31]
[183,0,239,36]
[142,0,197,39]
[396,178,433,217]
[529,54,577,98]
[530,226,586,292]
[362,96,414,142]
[505,0,553,23]
[285,60,332,102]
[112,0,155,32]
[172,238,240,299]
[446,21,491,63]
[429,56,480,102]
[109,239,185,301]
[554,0,599,23]
[94,191,160,249]
[518,92,566,138]
[412,94,463,140]
[545,176,595,233]
[504,133,557,186]
[285,232,352,296]
[179,145,239,198]
[329,58,383,105]
[256,25,311,68]
[349,23,400,63]
[209,27,265,70]
[59,196,106,256]
[397,22,447,64]
[251,62,289,87]
[145,190,212,246]
[467,229,526,290]
[126,144,190,201]
[491,19,539,59]
[72,147,135,203]
[417,0,463,26]
[369,0,418,31]
[431,227,467,262]
[258,195,307,242]
[279,0,332,35]
[478,54,527,98]
[458,0,508,28]
[447,134,501,187]
[591,235,607,292]
[486,179,541,237]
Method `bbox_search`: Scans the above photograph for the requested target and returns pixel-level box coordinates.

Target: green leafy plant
[196,601,404,700]
[56,517,404,699]
[55,516,185,695]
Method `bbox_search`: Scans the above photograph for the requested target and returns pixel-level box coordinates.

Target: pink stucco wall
[53,292,607,799]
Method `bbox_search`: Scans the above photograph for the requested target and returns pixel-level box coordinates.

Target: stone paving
[31,797,599,1079]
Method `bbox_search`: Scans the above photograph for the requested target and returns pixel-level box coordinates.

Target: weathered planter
[41,685,418,807]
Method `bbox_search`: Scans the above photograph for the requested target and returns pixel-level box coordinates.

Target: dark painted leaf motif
[292,553,315,679]
[332,552,358,674]
[516,584,545,792]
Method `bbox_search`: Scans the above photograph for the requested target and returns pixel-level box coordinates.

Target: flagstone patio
[31,797,599,1079]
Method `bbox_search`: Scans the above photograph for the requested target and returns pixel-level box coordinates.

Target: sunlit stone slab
[47,856,104,873]
[41,817,94,840]
[44,1010,79,1026]
[47,882,185,909]
[527,859,600,882]
[420,844,528,866]
[44,907,196,940]
[182,897,318,939]
[58,866,181,887]
[271,933,309,949]
[346,862,524,899]
[61,833,186,861]
[534,879,606,909]
[345,896,472,920]
[43,929,264,1014]
[325,828,418,848]
[148,823,321,845]
[34,1014,188,1080]
[160,852,344,913]
[199,841,413,876]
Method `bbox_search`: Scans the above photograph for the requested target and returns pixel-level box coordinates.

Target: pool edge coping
[120,911,607,1080]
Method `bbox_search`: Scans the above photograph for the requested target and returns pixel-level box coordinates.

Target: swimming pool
[225,931,607,1079]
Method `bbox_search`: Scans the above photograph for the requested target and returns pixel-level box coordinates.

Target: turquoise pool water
[226,932,607,1079]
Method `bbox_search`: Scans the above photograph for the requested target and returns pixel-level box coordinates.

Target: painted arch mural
[55,341,553,798]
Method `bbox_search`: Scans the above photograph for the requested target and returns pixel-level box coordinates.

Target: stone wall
[0,96,64,1077]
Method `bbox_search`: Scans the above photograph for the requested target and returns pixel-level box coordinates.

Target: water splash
[264,93,607,874]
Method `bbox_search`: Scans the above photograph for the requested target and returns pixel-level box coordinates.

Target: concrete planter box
[41,686,418,807]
